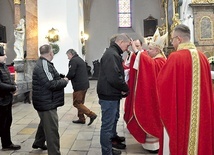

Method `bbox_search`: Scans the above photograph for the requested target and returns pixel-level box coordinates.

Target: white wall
[38,0,84,93]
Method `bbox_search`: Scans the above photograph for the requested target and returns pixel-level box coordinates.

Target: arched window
[118,0,132,28]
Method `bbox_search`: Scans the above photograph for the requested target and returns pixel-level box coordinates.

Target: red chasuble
[125,52,165,150]
[157,43,214,155]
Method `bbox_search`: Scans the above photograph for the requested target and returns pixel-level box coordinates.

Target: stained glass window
[118,0,132,28]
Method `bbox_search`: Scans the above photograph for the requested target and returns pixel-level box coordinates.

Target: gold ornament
[14,0,21,5]
[192,0,214,3]
[170,13,181,32]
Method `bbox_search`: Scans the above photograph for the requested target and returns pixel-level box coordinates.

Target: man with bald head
[97,33,130,155]
[32,44,68,155]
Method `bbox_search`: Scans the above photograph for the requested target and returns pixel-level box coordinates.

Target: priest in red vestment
[211,71,214,101]
[124,29,167,154]
[124,39,146,123]
[157,24,214,155]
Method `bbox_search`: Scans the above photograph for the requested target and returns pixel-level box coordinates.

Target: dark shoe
[111,135,125,142]
[112,141,126,149]
[2,144,21,150]
[112,149,121,155]
[72,120,85,124]
[88,114,97,126]
[32,144,47,150]
[147,149,159,154]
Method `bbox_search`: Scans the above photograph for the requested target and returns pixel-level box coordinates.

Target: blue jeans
[99,99,120,155]
[113,101,120,138]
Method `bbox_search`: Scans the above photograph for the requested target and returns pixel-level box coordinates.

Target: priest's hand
[130,39,138,53]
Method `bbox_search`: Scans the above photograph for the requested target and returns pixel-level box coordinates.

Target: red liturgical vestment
[124,52,137,123]
[125,52,166,153]
[157,43,214,155]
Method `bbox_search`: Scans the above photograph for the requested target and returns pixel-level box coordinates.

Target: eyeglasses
[170,36,179,42]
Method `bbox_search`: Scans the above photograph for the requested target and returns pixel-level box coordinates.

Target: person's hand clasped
[121,91,129,98]
[11,85,17,94]
[59,73,65,78]
[64,77,69,83]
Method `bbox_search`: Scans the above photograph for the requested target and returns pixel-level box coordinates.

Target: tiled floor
[1,80,156,155]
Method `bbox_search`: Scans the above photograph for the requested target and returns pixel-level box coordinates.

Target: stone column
[14,0,21,26]
[25,0,38,60]
[13,0,38,103]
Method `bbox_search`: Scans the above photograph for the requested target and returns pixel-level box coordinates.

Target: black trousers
[0,103,12,148]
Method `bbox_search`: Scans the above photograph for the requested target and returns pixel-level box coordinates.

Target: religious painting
[200,16,213,40]
[143,15,158,37]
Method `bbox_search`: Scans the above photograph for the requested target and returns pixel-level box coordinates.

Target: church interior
[0,0,214,155]
[0,0,214,99]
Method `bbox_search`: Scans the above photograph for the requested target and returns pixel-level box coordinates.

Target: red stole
[157,49,214,155]
[124,52,137,123]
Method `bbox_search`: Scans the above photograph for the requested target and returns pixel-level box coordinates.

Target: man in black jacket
[97,34,130,155]
[0,48,21,150]
[32,44,68,155]
[66,49,97,126]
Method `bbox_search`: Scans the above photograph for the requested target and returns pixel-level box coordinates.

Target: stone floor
[1,80,156,155]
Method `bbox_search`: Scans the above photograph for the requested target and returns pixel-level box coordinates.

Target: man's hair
[110,34,118,44]
[39,44,52,55]
[174,24,190,40]
[66,49,77,56]
[115,33,131,43]
[135,39,143,46]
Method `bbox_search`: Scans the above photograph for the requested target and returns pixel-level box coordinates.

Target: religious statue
[14,18,25,60]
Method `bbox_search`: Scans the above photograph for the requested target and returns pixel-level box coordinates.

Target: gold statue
[170,13,181,32]
[158,24,167,36]
[162,0,166,6]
